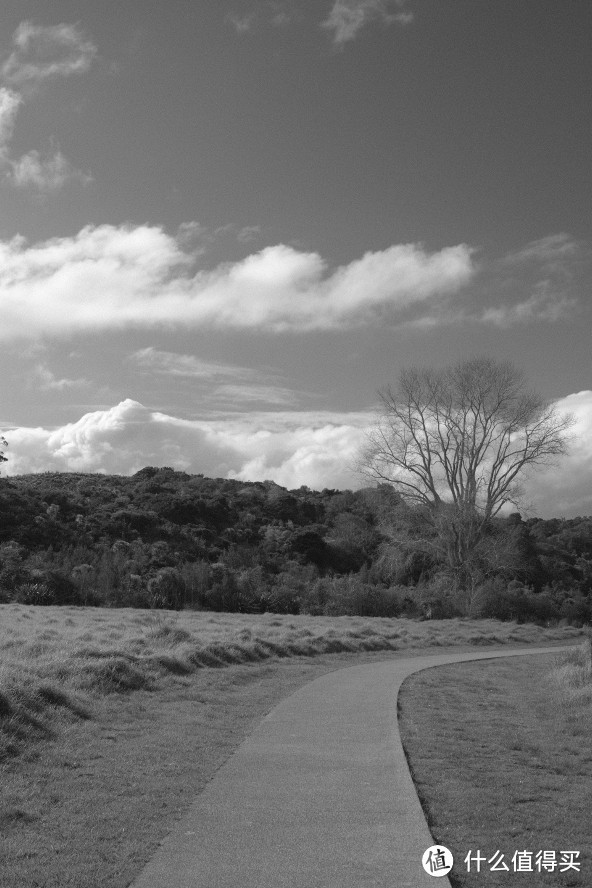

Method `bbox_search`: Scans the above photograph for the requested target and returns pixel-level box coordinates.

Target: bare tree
[360,358,573,587]
[0,436,7,467]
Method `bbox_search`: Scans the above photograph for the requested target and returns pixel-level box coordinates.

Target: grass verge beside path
[399,644,592,887]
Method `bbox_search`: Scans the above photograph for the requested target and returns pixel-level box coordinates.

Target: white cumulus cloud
[525,391,592,517]
[225,419,367,489]
[0,224,475,339]
[1,399,368,488]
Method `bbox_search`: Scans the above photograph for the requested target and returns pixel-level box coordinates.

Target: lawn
[399,637,592,887]
[0,603,584,887]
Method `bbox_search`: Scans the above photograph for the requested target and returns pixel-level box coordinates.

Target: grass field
[0,603,584,887]
[399,635,592,887]
[0,603,582,761]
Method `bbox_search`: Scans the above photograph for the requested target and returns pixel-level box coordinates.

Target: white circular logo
[422,845,454,877]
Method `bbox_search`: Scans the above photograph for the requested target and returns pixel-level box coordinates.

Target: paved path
[130,645,574,888]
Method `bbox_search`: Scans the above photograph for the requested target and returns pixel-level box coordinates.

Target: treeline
[0,467,590,623]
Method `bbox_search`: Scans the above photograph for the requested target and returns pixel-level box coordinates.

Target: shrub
[201,567,242,612]
[415,575,464,619]
[43,569,83,605]
[302,575,404,618]
[147,567,185,609]
[476,579,569,624]
[260,577,302,614]
[559,592,592,626]
[346,583,403,618]
[178,560,210,608]
[13,582,54,605]
[301,577,332,615]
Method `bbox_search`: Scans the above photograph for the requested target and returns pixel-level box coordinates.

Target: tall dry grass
[0,603,582,761]
[548,628,592,706]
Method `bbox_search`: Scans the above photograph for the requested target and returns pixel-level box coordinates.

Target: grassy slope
[0,604,584,887]
[399,642,592,887]
[0,603,581,761]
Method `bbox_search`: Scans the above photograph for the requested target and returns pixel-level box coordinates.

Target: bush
[476,579,574,624]
[415,575,464,619]
[13,570,83,606]
[178,560,210,608]
[146,567,185,609]
[13,582,54,605]
[524,588,557,624]
[201,568,241,612]
[301,575,404,618]
[346,583,403,618]
[262,573,302,614]
[559,592,592,626]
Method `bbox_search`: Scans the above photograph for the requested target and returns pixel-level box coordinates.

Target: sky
[0,0,591,516]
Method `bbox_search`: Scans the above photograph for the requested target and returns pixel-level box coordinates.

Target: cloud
[496,234,581,298]
[524,391,592,518]
[129,347,305,408]
[3,396,590,515]
[1,225,581,338]
[400,233,583,329]
[29,362,89,391]
[213,384,301,408]
[321,0,413,46]
[475,233,581,325]
[129,347,251,380]
[175,221,211,253]
[0,224,475,339]
[236,225,261,244]
[9,148,93,191]
[2,400,232,476]
[0,22,96,192]
[226,2,296,35]
[226,12,257,34]
[478,290,573,327]
[1,21,97,90]
[224,417,367,489]
[0,88,21,156]
[176,220,261,254]
[1,399,368,487]
[500,233,578,267]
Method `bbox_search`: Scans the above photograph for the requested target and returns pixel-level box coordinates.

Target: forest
[0,466,590,624]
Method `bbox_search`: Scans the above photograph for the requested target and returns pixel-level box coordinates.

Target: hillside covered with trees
[0,467,590,624]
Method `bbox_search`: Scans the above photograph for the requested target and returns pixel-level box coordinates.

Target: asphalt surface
[130,645,574,888]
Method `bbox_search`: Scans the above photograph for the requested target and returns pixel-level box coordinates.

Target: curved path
[131,645,574,888]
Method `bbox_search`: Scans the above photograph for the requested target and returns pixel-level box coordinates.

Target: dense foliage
[0,468,590,623]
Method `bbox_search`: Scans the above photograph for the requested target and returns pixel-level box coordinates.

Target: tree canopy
[359,358,573,587]
[0,466,590,621]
